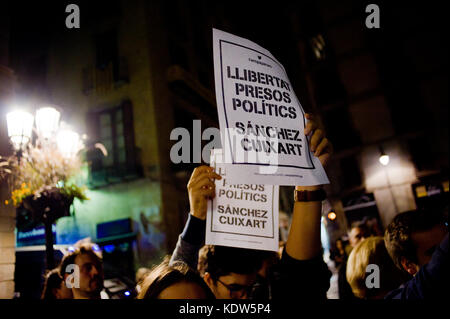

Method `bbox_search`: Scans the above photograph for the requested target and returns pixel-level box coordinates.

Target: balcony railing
[82,57,129,96]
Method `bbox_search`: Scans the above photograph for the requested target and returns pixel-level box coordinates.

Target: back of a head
[41,268,63,300]
[384,208,446,271]
[137,256,214,299]
[198,245,266,280]
[346,236,409,299]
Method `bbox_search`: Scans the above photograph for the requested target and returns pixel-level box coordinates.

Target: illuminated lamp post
[378,145,398,215]
[327,210,337,221]
[6,110,34,162]
[35,106,61,140]
[379,146,390,166]
[6,106,82,269]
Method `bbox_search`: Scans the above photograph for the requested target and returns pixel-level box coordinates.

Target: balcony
[82,57,129,96]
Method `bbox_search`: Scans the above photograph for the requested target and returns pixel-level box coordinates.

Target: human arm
[169,166,221,268]
[278,113,333,299]
[285,113,332,260]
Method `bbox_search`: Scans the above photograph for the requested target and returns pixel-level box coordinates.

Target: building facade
[0,7,16,299]
[293,0,449,242]
[5,0,448,294]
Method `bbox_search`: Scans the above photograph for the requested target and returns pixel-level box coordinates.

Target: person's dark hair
[137,256,215,299]
[59,242,103,278]
[384,208,447,271]
[198,245,266,282]
[41,268,63,300]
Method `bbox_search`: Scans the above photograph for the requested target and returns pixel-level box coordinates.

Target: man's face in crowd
[349,226,367,248]
[74,252,104,297]
[205,272,257,299]
[411,224,447,267]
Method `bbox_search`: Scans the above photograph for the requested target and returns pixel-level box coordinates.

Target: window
[86,100,141,187]
[95,29,119,71]
[93,29,128,87]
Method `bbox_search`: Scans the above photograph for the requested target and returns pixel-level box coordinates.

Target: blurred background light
[56,129,80,158]
[35,106,60,139]
[6,110,34,151]
[327,211,337,221]
[379,154,390,166]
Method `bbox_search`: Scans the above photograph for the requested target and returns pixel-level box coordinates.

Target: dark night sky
[7,0,448,64]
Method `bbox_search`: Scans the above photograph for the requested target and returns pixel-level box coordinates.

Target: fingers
[194,176,216,191]
[304,114,333,164]
[187,165,221,199]
[189,165,221,185]
[190,165,212,181]
[314,137,329,157]
[304,113,318,135]
[192,177,216,198]
[320,153,331,166]
[197,187,216,198]
[310,129,324,152]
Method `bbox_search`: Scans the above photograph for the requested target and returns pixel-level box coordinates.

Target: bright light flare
[6,110,34,151]
[56,129,81,158]
[327,211,337,221]
[36,107,60,139]
[379,154,390,166]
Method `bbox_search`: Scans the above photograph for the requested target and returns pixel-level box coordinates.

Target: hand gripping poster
[212,28,329,186]
[206,149,279,251]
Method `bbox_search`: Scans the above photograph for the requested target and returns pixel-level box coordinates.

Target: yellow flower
[4,200,8,205]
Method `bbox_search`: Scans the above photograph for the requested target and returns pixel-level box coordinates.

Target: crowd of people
[41,114,448,300]
[331,206,448,299]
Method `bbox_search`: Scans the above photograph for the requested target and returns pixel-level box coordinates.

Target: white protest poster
[213,28,329,186]
[206,149,279,252]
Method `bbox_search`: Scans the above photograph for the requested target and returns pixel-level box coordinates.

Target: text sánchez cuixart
[217,181,268,229]
[227,66,303,157]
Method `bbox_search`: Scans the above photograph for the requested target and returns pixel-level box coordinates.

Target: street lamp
[56,129,81,158]
[35,106,60,139]
[6,110,34,153]
[327,211,337,221]
[379,146,389,166]
[5,105,81,270]
[378,145,398,215]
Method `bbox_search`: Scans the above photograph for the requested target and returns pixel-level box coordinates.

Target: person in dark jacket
[384,208,448,299]
[385,233,448,299]
[384,208,447,277]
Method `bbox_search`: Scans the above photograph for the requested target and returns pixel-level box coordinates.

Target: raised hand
[187,165,222,220]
